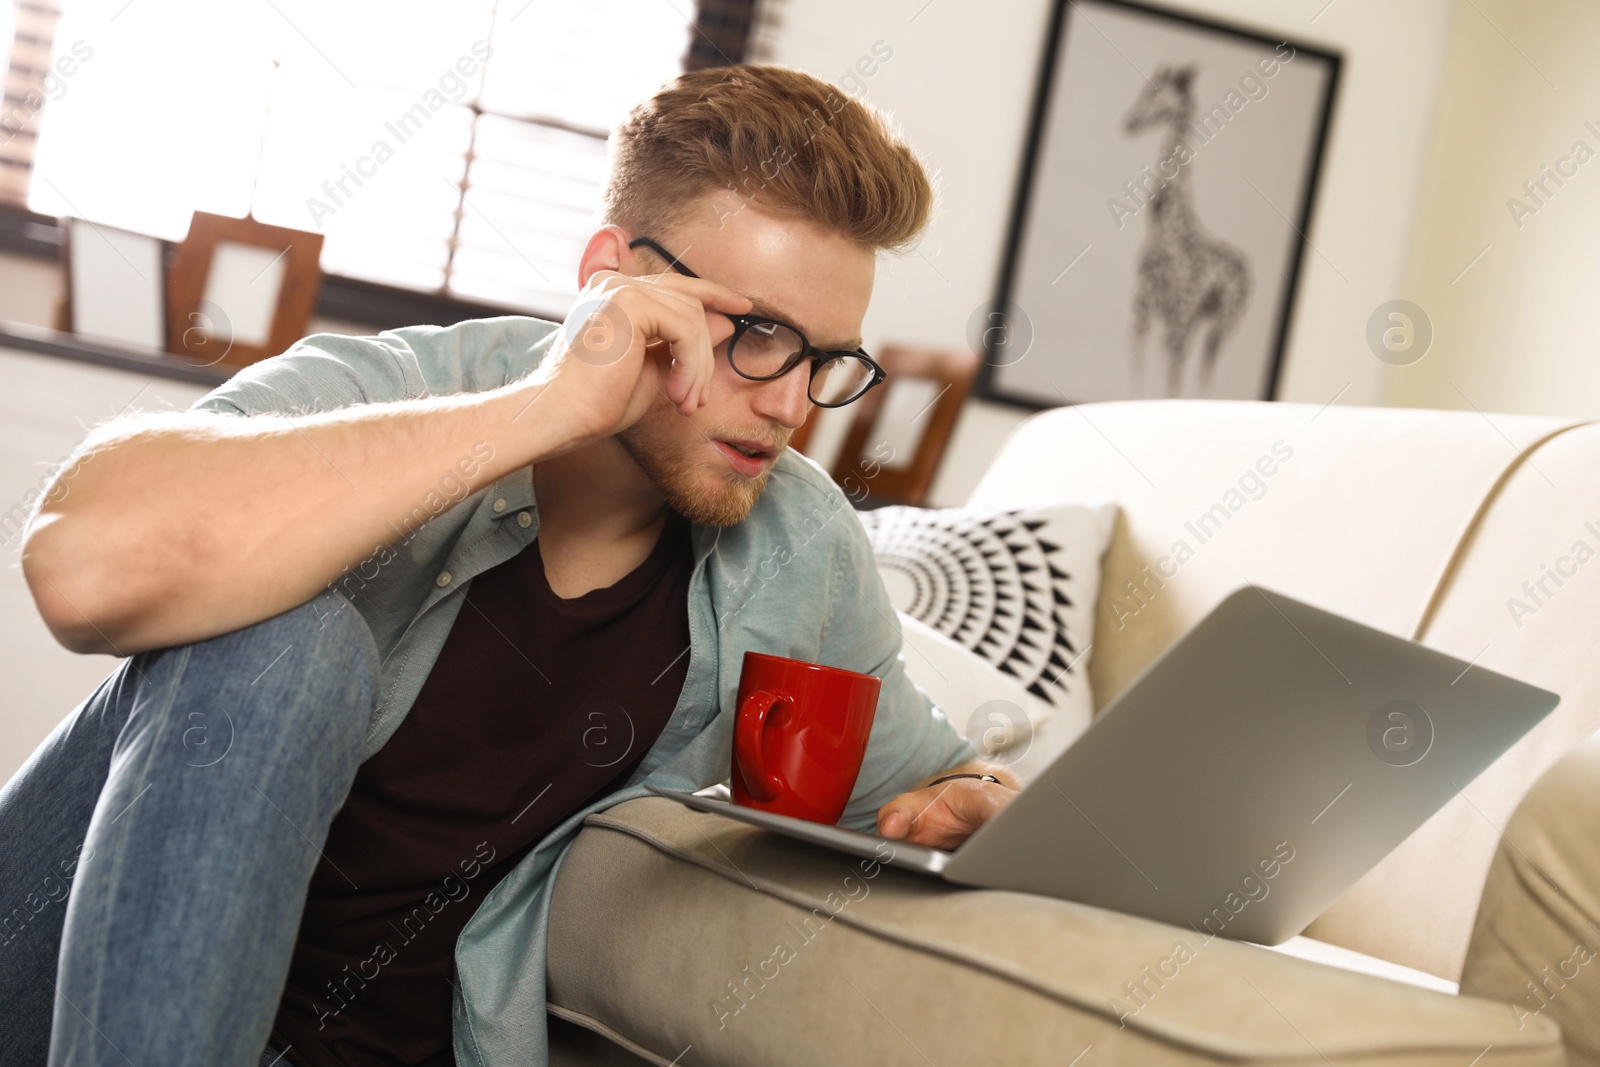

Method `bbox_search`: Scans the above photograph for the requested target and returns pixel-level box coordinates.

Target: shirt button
[436,571,452,587]
[492,498,507,513]
[517,511,533,528]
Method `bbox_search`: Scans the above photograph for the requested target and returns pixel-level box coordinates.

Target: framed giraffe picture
[978,0,1340,407]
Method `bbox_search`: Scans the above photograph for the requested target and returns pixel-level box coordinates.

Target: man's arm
[817,484,991,829]
[807,475,1024,847]
[21,370,572,657]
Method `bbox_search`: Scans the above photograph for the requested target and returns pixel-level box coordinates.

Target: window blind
[0,0,60,205]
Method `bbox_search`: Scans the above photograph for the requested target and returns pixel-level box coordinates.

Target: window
[22,0,698,318]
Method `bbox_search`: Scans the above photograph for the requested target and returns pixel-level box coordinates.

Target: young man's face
[605,190,876,527]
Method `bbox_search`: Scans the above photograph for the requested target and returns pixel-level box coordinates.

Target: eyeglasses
[627,236,886,408]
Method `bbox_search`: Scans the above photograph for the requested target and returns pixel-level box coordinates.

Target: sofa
[543,398,1600,1065]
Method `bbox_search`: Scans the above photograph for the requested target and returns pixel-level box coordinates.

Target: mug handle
[735,689,788,801]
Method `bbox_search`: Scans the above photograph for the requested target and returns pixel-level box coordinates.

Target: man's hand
[875,761,1021,849]
[531,266,753,446]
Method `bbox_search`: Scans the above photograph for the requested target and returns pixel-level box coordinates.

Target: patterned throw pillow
[859,501,1117,779]
[894,611,1047,750]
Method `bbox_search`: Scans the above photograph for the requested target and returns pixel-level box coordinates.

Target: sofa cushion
[546,797,1562,1066]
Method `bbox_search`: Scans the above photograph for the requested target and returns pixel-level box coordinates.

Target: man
[3,63,1018,1067]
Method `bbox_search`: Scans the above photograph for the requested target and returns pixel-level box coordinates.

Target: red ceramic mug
[731,651,881,825]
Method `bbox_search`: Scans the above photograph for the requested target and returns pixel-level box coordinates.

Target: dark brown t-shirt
[269,509,694,1067]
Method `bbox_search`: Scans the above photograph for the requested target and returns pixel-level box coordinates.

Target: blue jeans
[0,589,380,1067]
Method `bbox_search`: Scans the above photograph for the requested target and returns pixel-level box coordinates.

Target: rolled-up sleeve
[187,333,416,418]
[186,315,561,419]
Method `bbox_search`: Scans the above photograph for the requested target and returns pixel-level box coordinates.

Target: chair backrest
[790,344,979,507]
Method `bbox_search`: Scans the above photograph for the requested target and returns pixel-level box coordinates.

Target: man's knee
[146,588,382,764]
[1505,735,1600,878]
[284,587,382,688]
[238,589,381,734]
[213,589,380,692]
[1463,733,1600,1057]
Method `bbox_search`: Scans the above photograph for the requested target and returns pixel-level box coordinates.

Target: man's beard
[615,402,778,528]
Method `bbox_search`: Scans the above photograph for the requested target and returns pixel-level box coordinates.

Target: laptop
[649,585,1559,945]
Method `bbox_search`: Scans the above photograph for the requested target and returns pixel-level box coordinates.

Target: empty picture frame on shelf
[165,211,324,371]
[981,0,1340,407]
[61,216,168,351]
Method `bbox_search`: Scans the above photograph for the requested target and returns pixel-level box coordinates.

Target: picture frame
[165,210,325,371]
[59,216,168,351]
[978,0,1341,408]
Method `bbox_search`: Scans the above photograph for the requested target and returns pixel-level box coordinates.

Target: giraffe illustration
[1123,64,1251,397]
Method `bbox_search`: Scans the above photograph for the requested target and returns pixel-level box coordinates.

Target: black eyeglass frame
[626,236,887,408]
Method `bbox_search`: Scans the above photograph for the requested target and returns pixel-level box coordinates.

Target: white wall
[766,0,1457,505]
[1387,0,1600,418]
[0,348,210,781]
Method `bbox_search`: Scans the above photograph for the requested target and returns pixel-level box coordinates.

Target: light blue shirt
[187,314,976,1066]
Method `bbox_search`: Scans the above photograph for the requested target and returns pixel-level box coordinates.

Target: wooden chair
[789,344,981,508]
